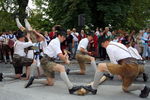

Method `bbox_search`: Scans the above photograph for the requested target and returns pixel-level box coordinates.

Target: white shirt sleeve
[22,41,33,48]
[80,40,88,50]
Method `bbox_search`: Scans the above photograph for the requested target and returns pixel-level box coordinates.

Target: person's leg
[3,53,7,63]
[2,46,7,63]
[122,77,145,92]
[24,19,32,31]
[148,46,150,60]
[24,70,54,88]
[137,65,149,82]
[83,63,123,94]
[73,42,78,58]
[122,77,150,98]
[25,58,55,88]
[142,44,148,59]
[0,65,23,81]
[78,62,86,74]
[83,63,108,94]
[8,51,12,63]
[53,64,73,89]
[68,43,73,59]
[90,57,97,71]
[23,66,30,80]
[75,54,86,74]
[92,63,109,89]
[29,61,38,78]
[75,54,96,74]
[79,55,97,71]
[53,64,81,94]
[1,73,21,79]
[21,56,34,80]
[15,17,25,31]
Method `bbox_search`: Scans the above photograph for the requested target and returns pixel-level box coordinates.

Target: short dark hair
[101,37,110,44]
[57,30,67,37]
[55,25,67,38]
[15,30,26,39]
[86,31,94,37]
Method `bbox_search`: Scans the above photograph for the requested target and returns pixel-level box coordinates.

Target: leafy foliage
[0,0,150,31]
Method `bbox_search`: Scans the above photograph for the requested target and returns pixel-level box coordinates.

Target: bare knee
[122,87,129,92]
[47,78,54,86]
[58,65,65,72]
[97,63,107,72]
[47,82,54,86]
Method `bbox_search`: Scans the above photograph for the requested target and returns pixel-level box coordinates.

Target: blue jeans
[73,41,78,58]
[142,44,149,57]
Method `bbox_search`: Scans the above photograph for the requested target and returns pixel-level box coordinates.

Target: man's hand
[66,59,70,64]
[26,33,30,39]
[87,52,92,55]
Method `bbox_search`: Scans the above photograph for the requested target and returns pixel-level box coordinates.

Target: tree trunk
[17,0,29,25]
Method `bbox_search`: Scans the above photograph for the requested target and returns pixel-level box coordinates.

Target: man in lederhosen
[25,26,81,94]
[68,32,97,75]
[0,30,33,81]
[122,40,148,82]
[83,37,150,98]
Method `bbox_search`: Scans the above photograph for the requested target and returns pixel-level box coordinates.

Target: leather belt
[43,54,55,61]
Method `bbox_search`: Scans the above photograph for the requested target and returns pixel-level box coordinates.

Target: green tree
[0,0,29,31]
[125,0,150,30]
[35,0,131,30]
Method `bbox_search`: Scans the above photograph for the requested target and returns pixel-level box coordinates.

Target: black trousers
[99,46,107,59]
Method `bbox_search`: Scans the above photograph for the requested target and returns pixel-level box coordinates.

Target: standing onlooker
[1,32,13,63]
[78,29,86,42]
[43,31,50,44]
[104,27,112,37]
[98,28,109,60]
[135,30,144,55]
[88,32,98,57]
[66,29,74,59]
[0,34,3,62]
[95,27,100,36]
[71,28,79,58]
[141,28,150,60]
[49,27,56,40]
[147,31,150,60]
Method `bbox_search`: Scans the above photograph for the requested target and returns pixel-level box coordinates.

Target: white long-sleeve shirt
[14,40,33,56]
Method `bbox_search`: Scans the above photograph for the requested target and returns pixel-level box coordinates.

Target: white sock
[33,79,47,84]
[3,73,16,78]
[30,63,37,77]
[92,71,103,89]
[60,72,73,89]
[24,19,32,31]
[16,18,24,29]
[91,61,97,71]
[3,56,7,62]
[127,84,145,91]
[9,55,12,62]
